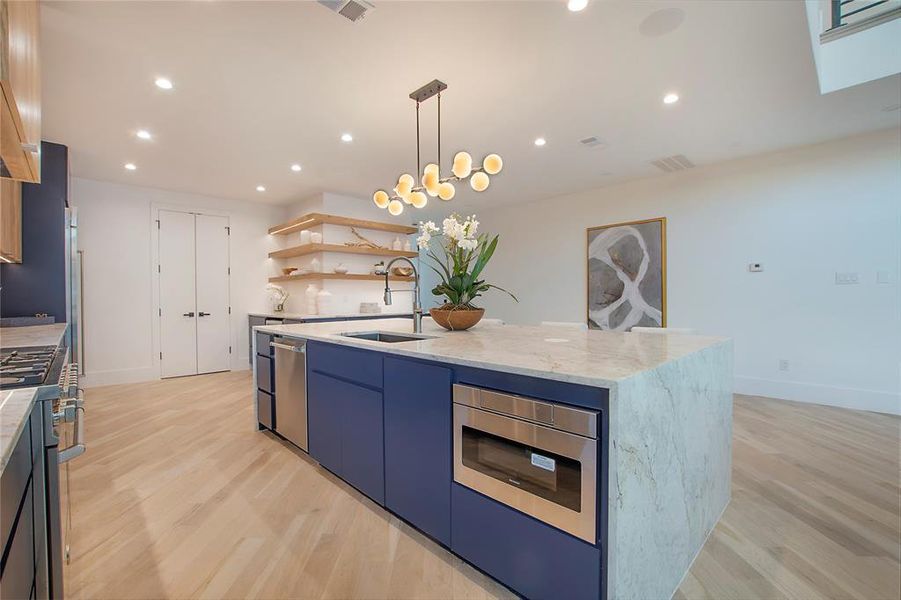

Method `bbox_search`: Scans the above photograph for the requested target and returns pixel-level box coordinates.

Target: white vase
[392,236,402,251]
[316,289,333,315]
[311,257,321,273]
[311,231,323,244]
[299,230,311,245]
[305,284,319,315]
[403,239,412,252]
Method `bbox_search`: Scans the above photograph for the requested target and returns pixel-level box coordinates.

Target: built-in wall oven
[453,384,599,544]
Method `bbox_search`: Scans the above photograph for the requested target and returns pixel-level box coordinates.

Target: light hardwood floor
[63,372,900,600]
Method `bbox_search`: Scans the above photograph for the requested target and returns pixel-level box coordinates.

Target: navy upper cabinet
[384,358,452,546]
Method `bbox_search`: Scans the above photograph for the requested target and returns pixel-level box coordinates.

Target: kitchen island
[252,318,732,600]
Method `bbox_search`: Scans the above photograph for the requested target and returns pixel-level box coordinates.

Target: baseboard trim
[83,361,249,388]
[734,375,900,416]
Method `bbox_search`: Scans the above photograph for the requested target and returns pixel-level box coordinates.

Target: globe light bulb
[387,199,404,216]
[401,190,413,204]
[483,154,503,175]
[424,163,439,176]
[470,171,490,192]
[396,179,413,197]
[373,190,389,209]
[438,182,456,201]
[398,173,415,187]
[452,152,472,178]
[422,171,440,197]
[411,191,428,208]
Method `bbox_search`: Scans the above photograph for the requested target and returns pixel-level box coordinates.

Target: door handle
[183,312,195,317]
[199,312,210,317]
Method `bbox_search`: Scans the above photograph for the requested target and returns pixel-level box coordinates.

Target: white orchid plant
[417,214,517,309]
[265,283,289,311]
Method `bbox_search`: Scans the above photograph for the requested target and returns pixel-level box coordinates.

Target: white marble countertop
[254,318,729,389]
[249,310,413,320]
[0,388,38,472]
[0,323,68,348]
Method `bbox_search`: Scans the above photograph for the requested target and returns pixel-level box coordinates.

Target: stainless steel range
[0,345,66,390]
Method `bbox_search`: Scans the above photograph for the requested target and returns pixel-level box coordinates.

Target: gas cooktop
[0,345,61,390]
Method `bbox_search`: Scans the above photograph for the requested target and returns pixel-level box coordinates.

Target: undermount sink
[339,331,435,343]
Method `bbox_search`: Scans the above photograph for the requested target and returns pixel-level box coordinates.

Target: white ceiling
[41,0,901,210]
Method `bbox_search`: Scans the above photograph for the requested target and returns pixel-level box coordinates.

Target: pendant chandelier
[372,79,503,215]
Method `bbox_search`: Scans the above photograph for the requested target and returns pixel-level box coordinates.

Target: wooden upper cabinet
[1,0,41,183]
[0,177,22,262]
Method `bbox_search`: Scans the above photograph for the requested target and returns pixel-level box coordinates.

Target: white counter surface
[0,323,68,348]
[254,317,728,389]
[0,388,38,472]
[249,310,412,320]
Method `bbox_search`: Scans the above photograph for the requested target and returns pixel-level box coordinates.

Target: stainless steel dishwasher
[272,337,308,451]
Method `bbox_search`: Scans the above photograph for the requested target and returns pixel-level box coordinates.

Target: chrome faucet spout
[384,257,422,334]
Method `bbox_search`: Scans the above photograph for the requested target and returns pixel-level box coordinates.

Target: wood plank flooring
[63,372,900,600]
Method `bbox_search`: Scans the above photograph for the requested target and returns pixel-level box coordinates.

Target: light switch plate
[748,263,763,272]
[876,270,893,284]
[835,272,859,285]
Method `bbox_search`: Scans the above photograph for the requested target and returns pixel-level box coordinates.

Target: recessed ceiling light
[534,137,547,146]
[663,92,680,105]
[567,0,588,12]
[154,77,173,90]
[136,129,152,140]
[124,163,137,171]
[256,185,266,192]
[290,164,302,172]
[341,133,353,143]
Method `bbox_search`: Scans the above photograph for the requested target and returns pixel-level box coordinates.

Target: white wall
[471,129,901,414]
[72,177,283,386]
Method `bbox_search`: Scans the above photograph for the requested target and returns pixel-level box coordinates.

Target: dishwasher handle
[58,390,86,464]
[271,341,305,353]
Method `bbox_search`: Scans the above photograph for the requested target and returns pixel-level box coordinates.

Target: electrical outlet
[778,359,789,372]
[748,263,763,272]
[835,272,859,285]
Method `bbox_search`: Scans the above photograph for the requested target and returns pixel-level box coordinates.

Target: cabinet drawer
[1,482,35,600]
[307,341,382,389]
[256,354,272,393]
[257,389,274,430]
[1,418,32,548]
[452,484,601,600]
[255,331,273,356]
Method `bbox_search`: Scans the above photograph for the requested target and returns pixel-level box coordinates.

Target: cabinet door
[0,0,41,182]
[339,379,385,505]
[307,371,343,475]
[0,179,22,262]
[384,358,452,545]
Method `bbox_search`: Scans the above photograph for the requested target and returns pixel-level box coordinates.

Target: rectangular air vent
[318,0,374,22]
[650,154,695,173]
[580,136,605,148]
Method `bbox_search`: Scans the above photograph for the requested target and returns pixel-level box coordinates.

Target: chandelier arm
[437,93,441,176]
[416,101,421,181]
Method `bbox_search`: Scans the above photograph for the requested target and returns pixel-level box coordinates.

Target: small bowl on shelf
[281,267,298,277]
[391,266,414,277]
[333,263,349,274]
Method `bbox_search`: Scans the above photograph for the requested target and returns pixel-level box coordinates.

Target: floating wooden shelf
[268,273,415,283]
[268,243,418,260]
[269,212,418,236]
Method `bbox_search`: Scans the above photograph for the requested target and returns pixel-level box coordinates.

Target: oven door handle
[58,391,86,464]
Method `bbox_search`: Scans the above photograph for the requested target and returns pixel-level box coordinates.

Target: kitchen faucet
[383,257,422,333]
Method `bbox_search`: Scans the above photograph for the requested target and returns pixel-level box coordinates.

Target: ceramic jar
[392,237,403,251]
[311,231,323,244]
[311,257,321,273]
[316,289,333,315]
[299,230,311,245]
[305,284,319,315]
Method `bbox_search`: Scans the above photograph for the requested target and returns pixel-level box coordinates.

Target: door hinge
[225,226,230,235]
[156,219,160,229]
[227,267,231,275]
[158,308,162,316]
[159,352,163,360]
[229,346,232,354]
[228,306,232,314]
[158,265,161,273]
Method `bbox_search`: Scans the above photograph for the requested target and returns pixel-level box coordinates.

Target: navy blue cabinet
[384,358,452,546]
[307,371,385,504]
[452,484,602,600]
[255,331,275,430]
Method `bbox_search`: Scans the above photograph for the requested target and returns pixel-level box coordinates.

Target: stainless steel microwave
[452,384,599,544]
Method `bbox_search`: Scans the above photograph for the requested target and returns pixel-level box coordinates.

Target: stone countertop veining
[0,323,68,348]
[249,310,413,320]
[253,318,730,389]
[0,388,38,472]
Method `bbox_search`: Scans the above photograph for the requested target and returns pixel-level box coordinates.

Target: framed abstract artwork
[586,217,666,331]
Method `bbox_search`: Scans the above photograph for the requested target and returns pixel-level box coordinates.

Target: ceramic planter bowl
[429,307,484,331]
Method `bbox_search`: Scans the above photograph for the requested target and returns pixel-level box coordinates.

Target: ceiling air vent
[650,154,695,173]
[318,0,374,22]
[579,136,605,148]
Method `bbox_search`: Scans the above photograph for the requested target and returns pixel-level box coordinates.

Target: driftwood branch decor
[344,227,387,250]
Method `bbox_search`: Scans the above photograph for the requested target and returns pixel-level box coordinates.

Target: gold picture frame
[586,217,667,330]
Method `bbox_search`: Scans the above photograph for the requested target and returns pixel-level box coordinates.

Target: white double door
[158,210,231,378]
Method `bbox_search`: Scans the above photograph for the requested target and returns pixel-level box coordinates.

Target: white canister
[392,236,403,251]
[299,230,311,245]
[311,257,321,273]
[403,239,412,252]
[316,289,333,315]
[311,231,323,244]
[305,284,319,315]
